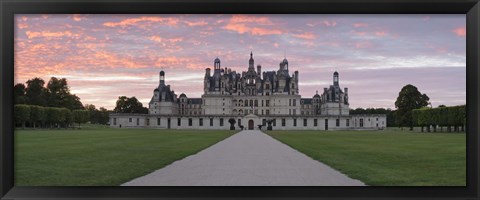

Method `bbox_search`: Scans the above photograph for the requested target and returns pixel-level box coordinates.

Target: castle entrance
[248,120,254,130]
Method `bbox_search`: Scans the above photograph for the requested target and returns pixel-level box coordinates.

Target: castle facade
[110,52,386,130]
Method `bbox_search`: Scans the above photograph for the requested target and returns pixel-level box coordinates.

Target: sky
[14,14,466,110]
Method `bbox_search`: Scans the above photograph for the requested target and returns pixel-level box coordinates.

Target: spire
[249,51,254,69]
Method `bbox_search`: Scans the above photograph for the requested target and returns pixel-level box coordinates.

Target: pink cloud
[25,31,80,39]
[452,27,466,37]
[322,20,337,27]
[103,16,179,28]
[291,32,316,40]
[353,23,368,28]
[72,14,85,22]
[222,14,283,36]
[251,27,283,35]
[355,41,372,49]
[184,20,208,26]
[375,31,388,37]
[229,15,273,25]
[17,23,28,29]
[223,23,250,34]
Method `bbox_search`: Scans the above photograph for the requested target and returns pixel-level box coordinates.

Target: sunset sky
[14,14,466,110]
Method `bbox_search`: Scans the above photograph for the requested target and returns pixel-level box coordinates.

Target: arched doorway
[248,120,254,130]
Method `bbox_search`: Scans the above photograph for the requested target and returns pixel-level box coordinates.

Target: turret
[333,71,339,86]
[205,68,211,77]
[249,52,254,69]
[257,65,262,76]
[214,57,221,71]
[159,71,165,86]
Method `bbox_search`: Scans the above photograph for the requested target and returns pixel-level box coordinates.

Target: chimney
[205,68,211,77]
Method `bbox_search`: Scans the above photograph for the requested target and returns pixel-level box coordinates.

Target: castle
[110,52,386,130]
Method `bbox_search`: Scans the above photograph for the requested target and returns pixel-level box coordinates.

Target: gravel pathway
[122,130,365,186]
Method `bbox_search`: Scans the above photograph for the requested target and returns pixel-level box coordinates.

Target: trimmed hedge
[412,105,465,132]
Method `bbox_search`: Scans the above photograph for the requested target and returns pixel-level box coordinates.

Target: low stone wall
[109,114,386,131]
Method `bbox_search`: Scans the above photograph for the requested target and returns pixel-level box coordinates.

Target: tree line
[15,104,89,129]
[14,77,111,128]
[412,105,466,132]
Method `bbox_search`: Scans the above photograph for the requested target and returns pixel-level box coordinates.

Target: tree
[14,104,30,129]
[66,94,84,110]
[60,108,72,128]
[25,78,47,106]
[114,96,148,114]
[14,83,28,104]
[73,110,89,128]
[394,84,430,131]
[98,107,110,125]
[30,105,46,128]
[46,77,70,108]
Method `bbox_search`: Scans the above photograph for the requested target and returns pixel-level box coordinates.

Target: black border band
[1,0,479,199]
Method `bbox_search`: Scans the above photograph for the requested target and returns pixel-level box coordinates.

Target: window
[210,118,213,126]
[137,118,139,126]
[177,118,181,126]
[376,118,378,121]
[293,99,296,106]
[360,119,364,127]
[129,118,132,122]
[303,119,307,126]
[199,118,203,126]
[346,119,350,127]
[289,99,291,106]
[157,118,161,125]
[250,100,253,107]
[282,118,286,127]
[273,119,276,126]
[293,119,297,127]
[325,119,329,130]
[266,110,270,115]
[254,100,258,107]
[188,118,192,126]
[113,118,117,125]
[336,119,340,127]
[293,109,296,115]
[266,92,269,96]
[266,100,270,107]
[263,119,266,125]
[238,119,241,126]
[146,119,150,126]
[220,118,224,126]
[266,84,270,89]
[245,100,248,107]
[314,119,318,127]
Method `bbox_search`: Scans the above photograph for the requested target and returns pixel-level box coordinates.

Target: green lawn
[15,126,235,186]
[267,129,466,186]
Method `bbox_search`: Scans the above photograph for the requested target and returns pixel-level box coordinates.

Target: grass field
[15,125,235,186]
[267,129,466,186]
